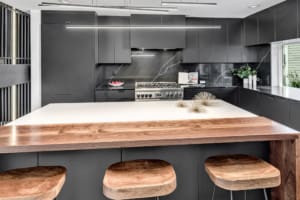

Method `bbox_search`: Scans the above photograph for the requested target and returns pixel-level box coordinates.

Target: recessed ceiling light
[248,4,260,9]
[59,0,70,3]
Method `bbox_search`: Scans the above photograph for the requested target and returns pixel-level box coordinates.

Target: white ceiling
[2,0,286,18]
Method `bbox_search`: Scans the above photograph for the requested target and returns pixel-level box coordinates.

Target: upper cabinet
[244,14,259,46]
[183,18,248,63]
[244,0,299,44]
[227,19,244,63]
[98,16,131,64]
[275,0,298,41]
[198,19,227,63]
[182,18,200,63]
[182,18,228,63]
[130,14,185,49]
[258,8,275,44]
[42,11,97,25]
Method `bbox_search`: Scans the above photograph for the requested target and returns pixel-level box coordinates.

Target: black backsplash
[96,50,271,88]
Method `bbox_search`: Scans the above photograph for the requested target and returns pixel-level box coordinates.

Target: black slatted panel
[15,9,31,119]
[0,3,31,125]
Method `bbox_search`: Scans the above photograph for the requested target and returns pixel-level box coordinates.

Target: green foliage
[232,65,256,79]
[288,71,300,88]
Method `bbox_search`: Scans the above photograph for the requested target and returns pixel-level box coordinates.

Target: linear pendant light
[39,2,176,13]
[66,25,222,30]
[162,1,217,6]
[132,54,155,57]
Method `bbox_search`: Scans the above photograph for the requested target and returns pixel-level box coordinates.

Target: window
[283,43,300,88]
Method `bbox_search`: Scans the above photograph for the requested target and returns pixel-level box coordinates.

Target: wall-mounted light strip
[66,25,222,30]
[162,1,217,6]
[39,2,176,13]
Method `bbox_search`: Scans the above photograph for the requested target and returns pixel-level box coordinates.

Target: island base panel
[0,142,296,200]
[270,140,297,200]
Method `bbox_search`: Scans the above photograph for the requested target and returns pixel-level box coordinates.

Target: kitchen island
[0,100,298,200]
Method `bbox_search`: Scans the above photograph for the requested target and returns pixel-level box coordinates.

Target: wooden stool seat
[205,155,281,191]
[103,159,177,200]
[0,166,66,200]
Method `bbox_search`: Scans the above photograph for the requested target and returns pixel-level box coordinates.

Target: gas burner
[135,82,183,101]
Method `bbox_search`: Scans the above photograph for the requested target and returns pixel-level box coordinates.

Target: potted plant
[232,65,252,88]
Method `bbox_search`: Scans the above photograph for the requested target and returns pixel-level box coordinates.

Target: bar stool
[0,166,66,200]
[103,159,177,200]
[205,155,281,200]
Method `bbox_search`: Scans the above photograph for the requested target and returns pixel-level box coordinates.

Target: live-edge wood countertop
[0,116,298,154]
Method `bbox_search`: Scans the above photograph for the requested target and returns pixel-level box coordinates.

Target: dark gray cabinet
[198,19,227,63]
[244,14,258,46]
[183,18,257,64]
[238,88,260,114]
[258,8,275,44]
[41,11,97,105]
[162,15,186,49]
[95,89,134,102]
[130,14,185,49]
[41,11,97,25]
[289,100,300,130]
[242,46,258,63]
[259,94,290,125]
[227,19,243,63]
[275,0,298,41]
[98,16,131,64]
[239,88,293,127]
[184,87,238,105]
[182,18,200,63]
[183,18,228,63]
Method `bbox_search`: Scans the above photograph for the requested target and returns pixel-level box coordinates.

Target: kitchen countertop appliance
[135,82,184,101]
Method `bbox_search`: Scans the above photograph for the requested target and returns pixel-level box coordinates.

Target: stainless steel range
[135,82,184,101]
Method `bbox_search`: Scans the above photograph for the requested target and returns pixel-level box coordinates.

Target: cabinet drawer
[95,90,134,101]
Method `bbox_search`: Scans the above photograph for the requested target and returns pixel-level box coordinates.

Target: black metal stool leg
[263,189,268,200]
[230,191,233,200]
[211,185,216,200]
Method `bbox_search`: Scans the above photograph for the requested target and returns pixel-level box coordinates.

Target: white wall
[30,10,42,110]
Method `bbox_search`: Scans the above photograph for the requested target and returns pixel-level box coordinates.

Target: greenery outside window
[283,43,300,88]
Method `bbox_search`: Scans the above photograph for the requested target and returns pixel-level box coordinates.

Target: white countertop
[10,100,256,126]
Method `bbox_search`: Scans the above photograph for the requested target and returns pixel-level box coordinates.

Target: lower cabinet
[289,100,300,131]
[238,88,260,114]
[95,89,135,102]
[239,88,297,129]
[183,87,238,105]
[258,94,290,125]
